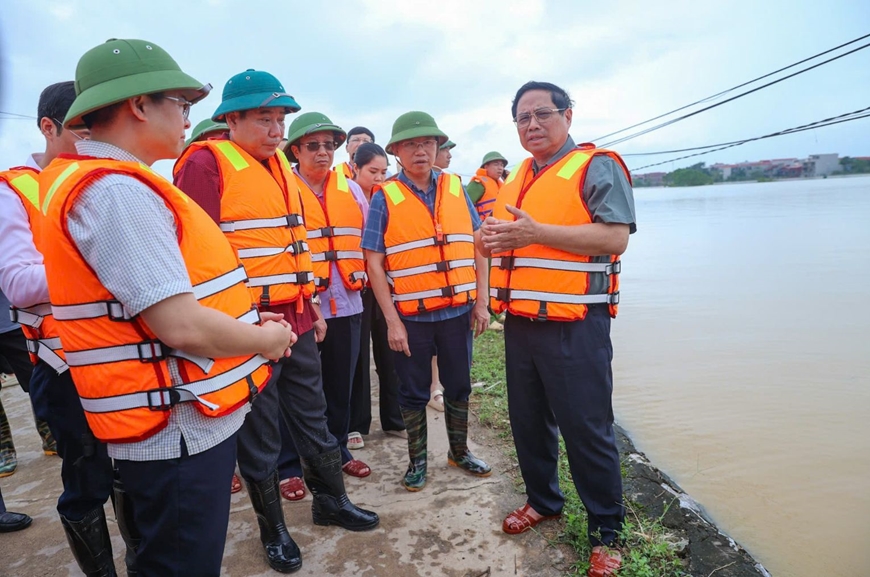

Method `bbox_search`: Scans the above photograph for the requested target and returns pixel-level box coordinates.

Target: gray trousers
[236,330,337,483]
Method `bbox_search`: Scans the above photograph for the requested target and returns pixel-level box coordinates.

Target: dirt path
[0,376,572,576]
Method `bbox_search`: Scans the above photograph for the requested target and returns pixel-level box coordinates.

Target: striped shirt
[68,140,249,462]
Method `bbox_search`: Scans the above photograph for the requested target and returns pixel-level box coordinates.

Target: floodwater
[612,176,870,577]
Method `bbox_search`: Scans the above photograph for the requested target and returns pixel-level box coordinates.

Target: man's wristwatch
[310,295,321,305]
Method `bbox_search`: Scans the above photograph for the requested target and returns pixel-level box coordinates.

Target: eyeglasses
[162,95,193,120]
[302,141,338,152]
[400,139,437,152]
[52,119,88,140]
[513,107,567,128]
[348,136,372,144]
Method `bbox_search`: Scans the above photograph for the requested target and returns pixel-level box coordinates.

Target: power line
[0,111,37,120]
[629,106,870,172]
[599,39,870,149]
[593,33,870,143]
[623,106,870,156]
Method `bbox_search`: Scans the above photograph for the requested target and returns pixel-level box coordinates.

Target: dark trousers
[348,290,404,434]
[393,311,473,411]
[29,362,113,520]
[238,330,336,483]
[504,308,624,547]
[0,328,33,392]
[279,315,360,475]
[116,433,238,577]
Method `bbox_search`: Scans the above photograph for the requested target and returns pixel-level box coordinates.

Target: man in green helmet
[434,139,456,173]
[467,151,508,220]
[174,72,378,575]
[185,117,228,147]
[39,39,296,576]
[362,111,492,492]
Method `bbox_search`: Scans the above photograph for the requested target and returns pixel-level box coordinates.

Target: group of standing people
[0,36,635,577]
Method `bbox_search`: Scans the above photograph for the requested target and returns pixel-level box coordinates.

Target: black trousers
[29,362,113,520]
[278,315,360,476]
[238,330,336,483]
[348,289,404,434]
[116,433,238,577]
[393,311,473,411]
[0,328,33,392]
[504,308,623,547]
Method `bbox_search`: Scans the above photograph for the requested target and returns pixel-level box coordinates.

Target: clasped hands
[480,205,539,254]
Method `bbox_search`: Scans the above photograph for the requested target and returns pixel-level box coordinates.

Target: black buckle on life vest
[417,299,427,313]
[495,288,511,301]
[440,286,456,297]
[260,286,271,308]
[609,291,620,305]
[137,340,166,363]
[433,234,447,246]
[246,374,258,403]
[106,301,131,322]
[434,261,449,272]
[536,302,549,322]
[608,260,622,276]
[286,214,303,227]
[498,257,515,270]
[319,226,335,238]
[295,271,311,285]
[146,388,180,411]
[8,308,19,323]
[323,250,338,262]
[289,240,307,255]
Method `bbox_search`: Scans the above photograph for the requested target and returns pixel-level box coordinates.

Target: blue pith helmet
[212,69,300,121]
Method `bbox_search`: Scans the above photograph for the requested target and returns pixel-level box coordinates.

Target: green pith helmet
[480,151,508,168]
[440,140,456,150]
[186,118,228,147]
[385,111,448,154]
[284,112,347,163]
[65,38,210,128]
[212,69,301,122]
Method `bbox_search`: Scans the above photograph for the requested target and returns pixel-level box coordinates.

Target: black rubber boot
[444,399,492,477]
[59,507,117,577]
[245,471,302,573]
[301,449,379,531]
[111,472,141,577]
[399,407,428,491]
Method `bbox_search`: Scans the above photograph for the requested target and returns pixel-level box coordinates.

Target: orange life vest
[174,141,314,309]
[337,161,355,180]
[490,147,629,321]
[0,167,68,374]
[470,168,502,220]
[380,173,477,316]
[40,157,271,443]
[295,169,366,298]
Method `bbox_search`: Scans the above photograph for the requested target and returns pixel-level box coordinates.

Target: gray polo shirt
[532,136,636,294]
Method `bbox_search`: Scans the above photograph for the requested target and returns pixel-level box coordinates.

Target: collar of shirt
[76,140,143,163]
[27,154,43,171]
[293,166,328,199]
[532,135,577,175]
[396,168,437,197]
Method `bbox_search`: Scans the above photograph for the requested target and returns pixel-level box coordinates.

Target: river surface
[611,176,870,577]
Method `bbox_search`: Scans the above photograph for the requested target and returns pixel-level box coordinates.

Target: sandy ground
[0,372,573,577]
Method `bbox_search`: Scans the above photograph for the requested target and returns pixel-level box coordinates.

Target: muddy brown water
[612,176,870,577]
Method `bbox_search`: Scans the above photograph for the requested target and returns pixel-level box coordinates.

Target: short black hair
[511,81,574,119]
[81,92,165,130]
[347,126,375,142]
[37,81,77,133]
[353,143,387,168]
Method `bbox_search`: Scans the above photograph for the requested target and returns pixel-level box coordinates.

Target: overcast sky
[2,0,869,178]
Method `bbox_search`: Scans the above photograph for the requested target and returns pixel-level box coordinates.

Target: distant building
[632,171,666,186]
[803,153,839,177]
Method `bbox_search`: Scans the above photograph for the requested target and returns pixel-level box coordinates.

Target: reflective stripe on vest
[489,287,618,306]
[237,241,309,259]
[219,214,304,233]
[393,282,477,302]
[492,257,621,275]
[10,303,53,328]
[385,234,474,256]
[25,337,68,374]
[306,226,361,239]
[311,250,364,262]
[387,258,475,279]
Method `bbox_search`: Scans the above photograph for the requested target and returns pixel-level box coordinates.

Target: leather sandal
[342,459,371,478]
[279,477,306,501]
[502,503,561,535]
[587,546,622,577]
[231,473,243,494]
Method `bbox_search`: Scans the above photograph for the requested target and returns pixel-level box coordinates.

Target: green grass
[470,330,687,577]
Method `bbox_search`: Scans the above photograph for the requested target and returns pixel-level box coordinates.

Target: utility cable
[593,32,870,143]
[599,40,870,149]
[629,107,870,172]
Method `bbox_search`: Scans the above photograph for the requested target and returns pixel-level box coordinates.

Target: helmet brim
[212,92,301,122]
[385,127,448,155]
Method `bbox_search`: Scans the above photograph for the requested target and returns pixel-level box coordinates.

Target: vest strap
[492,257,620,275]
[26,338,68,374]
[78,354,269,414]
[307,226,362,239]
[246,272,312,287]
[219,214,304,233]
[385,234,474,256]
[310,250,365,262]
[392,282,477,302]
[192,266,249,300]
[490,287,619,306]
[386,258,475,280]
[65,341,215,373]
[9,303,53,328]
[52,300,133,321]
[237,241,309,259]
[349,271,368,284]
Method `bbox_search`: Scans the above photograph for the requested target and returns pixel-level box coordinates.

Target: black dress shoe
[0,511,32,532]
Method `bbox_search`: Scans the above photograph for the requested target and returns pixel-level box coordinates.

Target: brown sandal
[230,474,242,494]
[502,503,561,535]
[279,477,306,501]
[342,459,372,478]
[587,546,622,577]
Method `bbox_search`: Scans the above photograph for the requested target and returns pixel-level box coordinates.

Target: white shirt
[0,154,51,308]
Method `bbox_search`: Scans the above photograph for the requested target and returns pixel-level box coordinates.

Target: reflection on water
[613,176,870,577]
